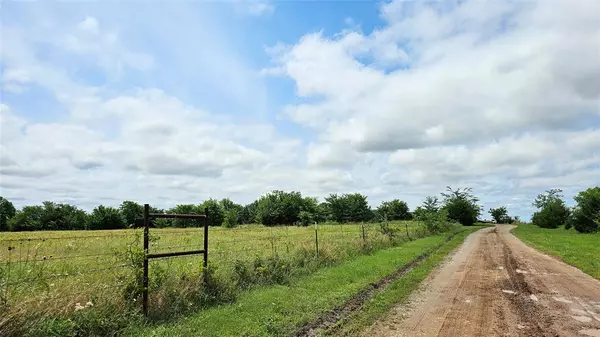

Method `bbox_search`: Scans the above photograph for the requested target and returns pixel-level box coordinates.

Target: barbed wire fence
[0,219,421,334]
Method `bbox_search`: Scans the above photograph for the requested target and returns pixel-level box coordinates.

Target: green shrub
[568,187,600,233]
[441,187,482,226]
[87,205,125,230]
[416,209,452,234]
[531,189,570,229]
[531,199,570,229]
[376,199,411,221]
[0,196,16,231]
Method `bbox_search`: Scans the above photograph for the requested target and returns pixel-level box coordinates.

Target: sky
[1,0,599,220]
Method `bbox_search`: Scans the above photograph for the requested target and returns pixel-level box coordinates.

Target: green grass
[512,224,600,279]
[0,222,426,336]
[126,227,477,337]
[327,227,483,336]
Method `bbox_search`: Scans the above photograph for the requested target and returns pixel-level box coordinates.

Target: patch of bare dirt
[364,225,600,337]
[293,230,465,337]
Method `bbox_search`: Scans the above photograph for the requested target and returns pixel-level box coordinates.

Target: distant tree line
[0,186,597,233]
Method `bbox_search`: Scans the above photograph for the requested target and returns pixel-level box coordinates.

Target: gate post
[142,204,150,317]
[203,216,208,284]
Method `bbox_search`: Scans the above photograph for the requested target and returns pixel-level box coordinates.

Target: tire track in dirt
[364,225,600,337]
[292,230,466,337]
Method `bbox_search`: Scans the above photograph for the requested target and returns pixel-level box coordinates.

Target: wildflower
[74,303,85,311]
[85,301,93,307]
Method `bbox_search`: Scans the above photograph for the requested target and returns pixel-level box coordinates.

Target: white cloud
[78,16,99,33]
[62,16,154,73]
[2,0,599,221]
[269,0,600,153]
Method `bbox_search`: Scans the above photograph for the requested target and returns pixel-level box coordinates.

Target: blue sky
[1,0,599,220]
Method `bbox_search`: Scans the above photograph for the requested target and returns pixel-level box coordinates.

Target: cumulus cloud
[270,0,600,152]
[2,0,599,220]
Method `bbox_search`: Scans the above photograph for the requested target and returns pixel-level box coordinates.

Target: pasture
[512,224,600,279]
[0,221,425,336]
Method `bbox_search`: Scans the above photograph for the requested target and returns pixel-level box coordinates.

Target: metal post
[405,221,411,241]
[142,204,149,317]
[203,216,208,284]
[361,222,366,245]
[314,222,319,257]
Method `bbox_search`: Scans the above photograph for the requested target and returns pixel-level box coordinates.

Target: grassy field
[126,226,478,337]
[512,224,600,279]
[0,221,426,336]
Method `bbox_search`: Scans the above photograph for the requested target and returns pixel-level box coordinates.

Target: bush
[568,187,600,233]
[416,209,452,234]
[223,208,238,228]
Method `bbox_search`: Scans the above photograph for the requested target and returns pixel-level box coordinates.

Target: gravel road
[364,225,600,337]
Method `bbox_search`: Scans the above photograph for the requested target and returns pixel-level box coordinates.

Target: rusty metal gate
[141,204,208,316]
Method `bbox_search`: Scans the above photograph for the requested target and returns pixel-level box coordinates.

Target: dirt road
[365,225,600,337]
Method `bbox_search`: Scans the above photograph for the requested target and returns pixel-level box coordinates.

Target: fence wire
[1,222,416,321]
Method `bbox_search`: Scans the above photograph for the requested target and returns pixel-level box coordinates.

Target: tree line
[0,186,597,233]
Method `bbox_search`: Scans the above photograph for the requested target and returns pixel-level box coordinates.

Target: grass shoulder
[125,227,479,337]
[512,224,600,279]
[325,226,483,336]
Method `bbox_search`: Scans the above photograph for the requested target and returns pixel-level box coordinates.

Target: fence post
[314,222,319,257]
[405,222,411,241]
[270,228,275,257]
[203,215,208,284]
[361,222,366,246]
[142,204,150,317]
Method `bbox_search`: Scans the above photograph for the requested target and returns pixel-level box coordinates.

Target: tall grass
[0,221,430,336]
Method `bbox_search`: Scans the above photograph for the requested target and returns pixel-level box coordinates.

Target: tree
[220,198,242,227]
[200,199,225,227]
[533,189,564,209]
[488,206,514,224]
[87,205,125,230]
[376,199,411,221]
[297,210,314,226]
[440,187,482,226]
[169,204,203,228]
[238,202,258,224]
[417,208,452,234]
[7,202,88,231]
[423,196,440,212]
[256,190,305,226]
[324,193,372,223]
[120,201,144,228]
[8,205,44,231]
[0,197,16,231]
[567,187,600,233]
[414,196,441,219]
[531,189,570,229]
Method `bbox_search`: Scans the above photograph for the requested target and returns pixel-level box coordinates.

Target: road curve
[364,225,600,337]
